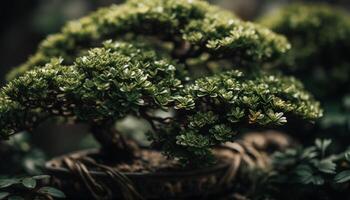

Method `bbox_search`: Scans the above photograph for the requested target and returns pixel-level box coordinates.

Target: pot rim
[45,147,231,178]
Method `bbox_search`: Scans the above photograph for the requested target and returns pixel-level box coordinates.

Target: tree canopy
[0,0,322,165]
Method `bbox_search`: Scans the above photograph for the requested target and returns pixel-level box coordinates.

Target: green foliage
[262,139,350,199]
[259,3,350,149]
[0,41,183,138]
[0,0,322,166]
[7,0,290,80]
[0,133,45,176]
[260,3,350,98]
[153,71,322,165]
[273,139,336,185]
[225,4,350,199]
[0,175,65,200]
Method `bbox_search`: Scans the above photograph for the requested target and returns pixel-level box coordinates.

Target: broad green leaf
[38,187,66,198]
[316,159,336,174]
[22,177,37,189]
[300,147,318,160]
[295,165,313,184]
[334,170,350,183]
[0,179,19,188]
[344,151,350,162]
[0,192,9,200]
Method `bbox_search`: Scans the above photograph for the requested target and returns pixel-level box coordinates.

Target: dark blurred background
[0,0,349,157]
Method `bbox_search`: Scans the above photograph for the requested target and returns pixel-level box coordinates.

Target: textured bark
[91,123,139,162]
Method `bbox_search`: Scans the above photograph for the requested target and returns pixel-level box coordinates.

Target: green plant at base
[0,133,45,176]
[0,175,65,200]
[0,0,322,166]
[258,139,350,200]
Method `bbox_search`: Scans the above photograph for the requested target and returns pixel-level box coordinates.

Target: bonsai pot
[44,147,233,199]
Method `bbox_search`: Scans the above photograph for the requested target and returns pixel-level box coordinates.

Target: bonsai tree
[260,3,350,145]
[0,0,322,167]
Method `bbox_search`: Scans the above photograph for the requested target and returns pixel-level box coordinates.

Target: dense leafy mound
[154,71,322,164]
[0,41,183,138]
[260,3,350,98]
[7,0,290,80]
[0,41,321,164]
[0,0,323,166]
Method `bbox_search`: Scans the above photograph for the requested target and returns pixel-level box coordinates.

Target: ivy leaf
[22,177,37,189]
[334,170,350,183]
[38,187,66,198]
[0,192,9,200]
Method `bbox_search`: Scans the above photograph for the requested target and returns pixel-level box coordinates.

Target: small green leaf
[0,192,10,200]
[0,179,19,188]
[334,170,350,183]
[315,139,332,157]
[316,159,336,174]
[344,151,350,162]
[38,187,66,198]
[22,177,37,189]
[295,165,313,184]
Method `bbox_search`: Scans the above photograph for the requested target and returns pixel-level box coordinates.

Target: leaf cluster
[0,0,323,165]
[262,139,350,199]
[153,71,322,165]
[0,41,183,137]
[7,0,290,80]
[0,175,65,200]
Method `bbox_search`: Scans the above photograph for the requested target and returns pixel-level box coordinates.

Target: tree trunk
[90,122,139,162]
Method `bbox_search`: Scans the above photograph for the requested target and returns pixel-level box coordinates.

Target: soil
[50,148,229,174]
[49,149,182,173]
[108,149,180,173]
